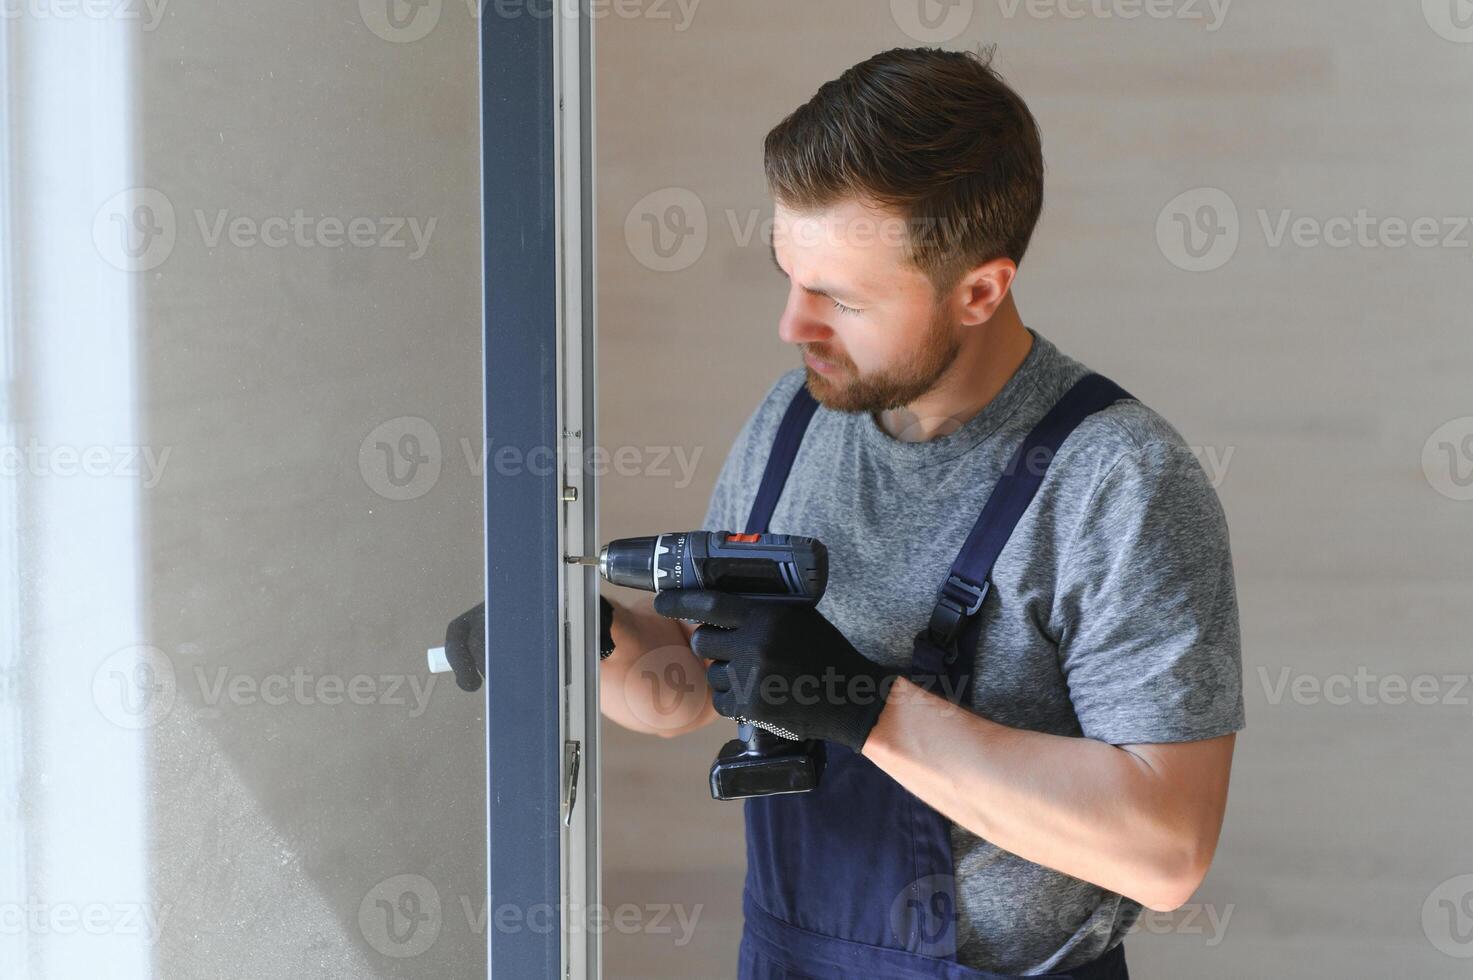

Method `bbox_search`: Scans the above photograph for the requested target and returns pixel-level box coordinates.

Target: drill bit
[567,547,611,581]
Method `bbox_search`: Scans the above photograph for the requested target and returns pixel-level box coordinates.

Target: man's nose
[777,290,834,346]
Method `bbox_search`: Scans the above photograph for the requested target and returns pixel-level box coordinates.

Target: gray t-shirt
[702,328,1245,975]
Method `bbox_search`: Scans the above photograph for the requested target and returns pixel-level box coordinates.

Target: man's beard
[801,305,960,415]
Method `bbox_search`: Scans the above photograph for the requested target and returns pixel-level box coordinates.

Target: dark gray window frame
[482,2,598,978]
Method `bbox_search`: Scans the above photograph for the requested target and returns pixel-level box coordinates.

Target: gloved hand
[445,596,616,693]
[444,601,486,692]
[653,590,898,751]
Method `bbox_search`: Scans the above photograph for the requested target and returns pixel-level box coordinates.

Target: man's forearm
[861,677,1233,911]
[598,594,720,738]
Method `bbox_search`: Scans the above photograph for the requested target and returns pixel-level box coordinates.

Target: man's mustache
[803,345,852,370]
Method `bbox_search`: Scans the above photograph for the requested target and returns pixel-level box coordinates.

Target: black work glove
[444,596,615,693]
[599,596,616,661]
[653,590,899,751]
[444,601,486,692]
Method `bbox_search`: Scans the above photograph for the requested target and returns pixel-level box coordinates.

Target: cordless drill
[574,530,830,801]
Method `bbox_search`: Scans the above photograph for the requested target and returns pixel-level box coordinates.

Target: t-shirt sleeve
[1051,441,1246,745]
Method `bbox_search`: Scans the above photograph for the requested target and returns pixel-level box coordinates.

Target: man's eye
[831,299,862,317]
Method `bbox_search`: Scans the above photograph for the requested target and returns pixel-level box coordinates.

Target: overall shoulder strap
[743,384,820,534]
[929,372,1134,647]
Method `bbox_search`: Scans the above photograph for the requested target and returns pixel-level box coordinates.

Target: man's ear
[951,257,1018,326]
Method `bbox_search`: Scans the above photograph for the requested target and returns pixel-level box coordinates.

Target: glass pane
[4,8,485,978]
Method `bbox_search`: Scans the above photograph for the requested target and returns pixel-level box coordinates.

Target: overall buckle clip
[927,574,990,650]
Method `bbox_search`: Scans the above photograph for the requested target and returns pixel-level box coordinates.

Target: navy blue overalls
[736,373,1135,980]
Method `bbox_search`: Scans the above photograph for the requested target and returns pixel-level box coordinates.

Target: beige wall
[597,3,1473,978]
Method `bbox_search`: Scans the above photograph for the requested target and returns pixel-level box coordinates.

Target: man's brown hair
[764,46,1045,297]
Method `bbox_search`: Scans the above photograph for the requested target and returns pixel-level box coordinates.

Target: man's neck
[874,317,1034,444]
